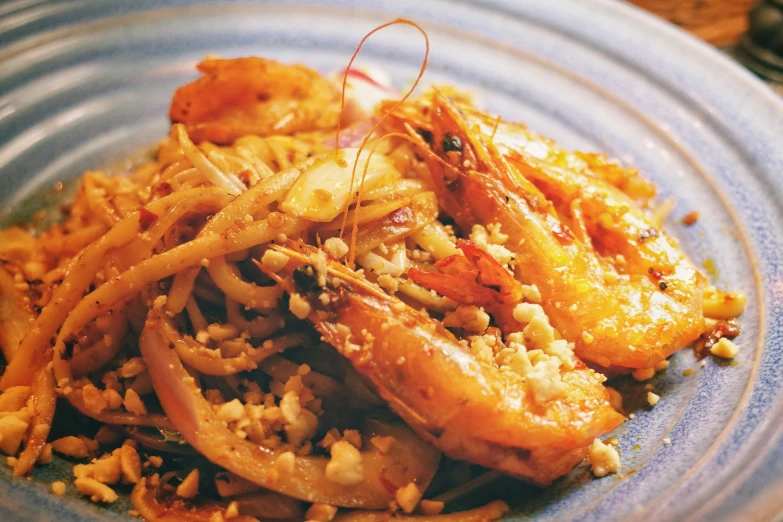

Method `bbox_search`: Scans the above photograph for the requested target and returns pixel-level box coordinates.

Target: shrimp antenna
[334,19,430,262]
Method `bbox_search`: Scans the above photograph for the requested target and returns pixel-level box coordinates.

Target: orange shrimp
[398,94,705,369]
[170,57,341,144]
[408,239,522,333]
[259,245,623,486]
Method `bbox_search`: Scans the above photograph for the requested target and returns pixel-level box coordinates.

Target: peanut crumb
[51,481,66,496]
[176,469,200,499]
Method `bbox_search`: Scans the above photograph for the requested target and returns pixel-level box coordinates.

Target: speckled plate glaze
[1,1,782,520]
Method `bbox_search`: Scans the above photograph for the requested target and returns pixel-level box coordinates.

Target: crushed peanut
[710,338,739,359]
[74,477,118,503]
[588,438,620,478]
[443,305,490,333]
[306,503,338,522]
[325,440,364,486]
[176,469,200,499]
[120,443,142,484]
[419,500,445,516]
[124,389,147,416]
[0,416,29,455]
[395,482,423,514]
[370,435,395,454]
[289,293,312,319]
[51,481,67,496]
[51,436,92,459]
[323,237,349,259]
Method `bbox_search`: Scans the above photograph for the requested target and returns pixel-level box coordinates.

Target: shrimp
[170,57,341,144]
[408,239,522,334]
[259,245,623,486]
[396,94,705,369]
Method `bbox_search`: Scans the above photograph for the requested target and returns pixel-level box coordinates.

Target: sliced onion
[280,148,401,223]
[356,251,404,277]
[176,124,246,195]
[140,311,441,508]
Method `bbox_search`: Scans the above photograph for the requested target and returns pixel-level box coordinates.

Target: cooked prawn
[260,244,623,486]
[396,93,705,369]
[170,57,341,144]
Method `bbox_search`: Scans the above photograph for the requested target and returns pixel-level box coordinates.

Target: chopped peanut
[0,416,29,455]
[52,436,91,459]
[395,482,423,514]
[81,384,108,416]
[51,481,67,496]
[120,443,142,484]
[325,441,364,486]
[710,338,739,359]
[74,477,118,503]
[369,435,395,454]
[123,389,147,416]
[176,469,200,499]
[306,503,338,522]
[588,438,620,477]
[419,500,445,516]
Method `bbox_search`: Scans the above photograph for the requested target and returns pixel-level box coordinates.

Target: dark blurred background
[630,0,754,46]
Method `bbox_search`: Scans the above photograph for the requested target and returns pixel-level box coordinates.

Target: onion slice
[139,311,440,508]
[280,148,401,223]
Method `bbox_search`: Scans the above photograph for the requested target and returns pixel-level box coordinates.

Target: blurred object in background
[628,0,755,46]
[734,0,783,86]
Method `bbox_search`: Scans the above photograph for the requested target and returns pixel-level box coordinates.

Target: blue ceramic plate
[1,1,782,521]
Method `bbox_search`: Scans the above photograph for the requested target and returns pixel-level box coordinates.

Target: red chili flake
[682,211,699,226]
[139,208,159,231]
[237,169,251,186]
[378,473,398,495]
[694,320,741,358]
[154,182,173,197]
